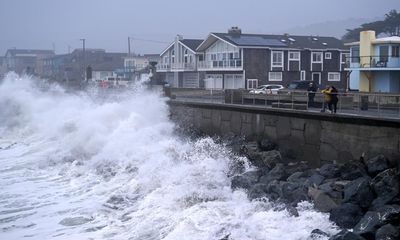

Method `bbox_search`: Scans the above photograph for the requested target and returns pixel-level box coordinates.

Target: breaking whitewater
[0,74,338,240]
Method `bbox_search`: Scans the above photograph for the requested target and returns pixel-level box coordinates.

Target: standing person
[307,82,317,107]
[321,86,331,113]
[328,86,339,114]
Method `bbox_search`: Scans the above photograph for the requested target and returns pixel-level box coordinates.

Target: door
[312,72,321,85]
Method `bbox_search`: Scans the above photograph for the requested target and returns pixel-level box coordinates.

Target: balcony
[197,59,242,70]
[156,62,196,72]
[345,56,400,70]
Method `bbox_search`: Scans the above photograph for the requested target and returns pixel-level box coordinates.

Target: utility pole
[128,37,131,56]
[80,38,86,83]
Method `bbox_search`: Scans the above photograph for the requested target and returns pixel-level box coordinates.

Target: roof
[179,39,203,52]
[372,36,400,44]
[198,33,348,51]
[160,38,203,56]
[5,49,54,57]
[345,36,400,46]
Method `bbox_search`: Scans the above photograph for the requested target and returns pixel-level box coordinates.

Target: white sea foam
[0,74,339,240]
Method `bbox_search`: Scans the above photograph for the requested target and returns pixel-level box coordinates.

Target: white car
[249,84,284,94]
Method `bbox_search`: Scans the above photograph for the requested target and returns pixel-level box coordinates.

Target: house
[42,49,126,86]
[124,54,160,76]
[157,35,204,88]
[345,31,400,93]
[3,49,54,75]
[196,27,349,90]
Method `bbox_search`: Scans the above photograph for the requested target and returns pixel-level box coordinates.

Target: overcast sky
[0,0,398,55]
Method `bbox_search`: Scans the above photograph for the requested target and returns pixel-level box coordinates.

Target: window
[351,47,359,63]
[300,70,306,80]
[272,51,283,68]
[341,53,350,64]
[198,54,204,61]
[325,52,332,59]
[289,52,300,61]
[380,46,389,62]
[312,52,323,63]
[269,72,282,81]
[392,46,399,57]
[247,79,258,89]
[328,72,340,82]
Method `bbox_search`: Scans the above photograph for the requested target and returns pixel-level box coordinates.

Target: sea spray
[0,74,338,240]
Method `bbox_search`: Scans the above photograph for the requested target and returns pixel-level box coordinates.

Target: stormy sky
[0,0,398,55]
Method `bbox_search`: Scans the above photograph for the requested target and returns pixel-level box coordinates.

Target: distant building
[42,49,126,86]
[3,49,54,75]
[157,27,350,90]
[345,31,400,93]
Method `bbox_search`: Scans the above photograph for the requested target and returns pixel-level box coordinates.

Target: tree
[342,9,400,41]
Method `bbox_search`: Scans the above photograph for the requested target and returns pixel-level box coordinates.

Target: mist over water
[0,74,338,240]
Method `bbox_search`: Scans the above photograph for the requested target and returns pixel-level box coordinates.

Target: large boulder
[375,224,399,240]
[259,150,282,169]
[308,187,339,212]
[339,162,368,180]
[343,177,374,209]
[258,139,276,151]
[364,154,389,177]
[259,164,287,184]
[319,181,342,200]
[353,205,400,239]
[329,203,364,229]
[370,168,399,210]
[310,229,329,239]
[329,230,365,240]
[248,183,269,200]
[280,181,309,204]
[231,170,262,190]
[319,163,341,178]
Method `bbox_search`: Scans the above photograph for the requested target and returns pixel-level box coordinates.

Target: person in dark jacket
[328,86,339,113]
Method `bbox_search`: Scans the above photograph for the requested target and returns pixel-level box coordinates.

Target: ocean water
[0,73,338,240]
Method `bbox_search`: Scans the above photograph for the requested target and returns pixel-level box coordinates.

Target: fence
[166,88,400,119]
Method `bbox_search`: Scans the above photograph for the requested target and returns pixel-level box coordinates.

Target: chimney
[228,26,242,36]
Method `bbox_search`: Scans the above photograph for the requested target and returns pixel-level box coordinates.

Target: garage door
[205,74,223,89]
[183,73,199,88]
[224,74,244,89]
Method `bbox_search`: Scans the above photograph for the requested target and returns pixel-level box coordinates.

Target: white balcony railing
[156,62,196,71]
[197,59,242,70]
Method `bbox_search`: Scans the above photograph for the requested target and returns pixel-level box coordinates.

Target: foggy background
[0,0,398,54]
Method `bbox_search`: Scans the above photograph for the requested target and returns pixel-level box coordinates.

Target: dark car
[287,80,317,91]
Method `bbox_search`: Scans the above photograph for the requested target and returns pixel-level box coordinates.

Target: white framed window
[269,72,282,81]
[247,79,258,89]
[289,52,300,61]
[300,70,306,80]
[325,52,332,59]
[271,51,284,68]
[341,53,350,64]
[312,52,323,63]
[328,72,340,82]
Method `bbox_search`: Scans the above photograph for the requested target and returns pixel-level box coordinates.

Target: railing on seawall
[165,87,400,119]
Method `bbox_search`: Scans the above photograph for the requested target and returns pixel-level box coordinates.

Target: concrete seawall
[168,100,400,167]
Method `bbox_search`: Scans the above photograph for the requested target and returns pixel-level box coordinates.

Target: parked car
[249,84,284,94]
[286,80,317,91]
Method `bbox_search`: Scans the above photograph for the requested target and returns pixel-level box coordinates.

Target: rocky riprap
[229,138,400,240]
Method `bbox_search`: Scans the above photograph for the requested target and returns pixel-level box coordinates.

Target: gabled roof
[197,32,348,51]
[5,49,54,57]
[160,38,203,56]
[179,39,203,52]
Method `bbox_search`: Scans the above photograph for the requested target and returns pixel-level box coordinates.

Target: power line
[130,37,169,44]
